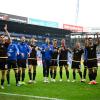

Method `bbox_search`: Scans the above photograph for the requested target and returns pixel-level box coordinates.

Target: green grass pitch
[0,66,100,100]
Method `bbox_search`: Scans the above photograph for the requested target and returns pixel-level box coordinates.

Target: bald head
[75,42,80,48]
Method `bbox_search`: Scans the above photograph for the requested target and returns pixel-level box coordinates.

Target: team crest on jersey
[76,50,79,53]
[9,49,13,52]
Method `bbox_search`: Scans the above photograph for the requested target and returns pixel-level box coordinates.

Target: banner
[0,12,28,23]
[63,24,83,32]
[28,18,58,28]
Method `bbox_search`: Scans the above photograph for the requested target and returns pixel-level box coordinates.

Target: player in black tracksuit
[50,39,59,82]
[85,33,99,84]
[71,42,84,82]
[0,24,10,89]
[59,39,71,82]
[28,38,38,83]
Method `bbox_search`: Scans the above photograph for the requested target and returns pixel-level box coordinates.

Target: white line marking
[0,92,63,100]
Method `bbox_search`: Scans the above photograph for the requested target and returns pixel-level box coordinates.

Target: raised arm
[95,32,100,45]
[85,33,88,47]
[4,24,11,42]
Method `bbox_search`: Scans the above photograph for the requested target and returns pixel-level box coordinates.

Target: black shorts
[59,61,68,67]
[28,59,37,66]
[83,60,87,67]
[0,58,7,70]
[17,59,27,68]
[7,60,17,69]
[87,59,98,68]
[51,60,58,66]
[71,61,81,69]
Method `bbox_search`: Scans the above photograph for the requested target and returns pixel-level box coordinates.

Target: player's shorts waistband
[87,58,97,61]
[51,59,67,61]
[72,60,81,62]
[51,59,58,61]
[28,58,37,60]
[0,57,8,59]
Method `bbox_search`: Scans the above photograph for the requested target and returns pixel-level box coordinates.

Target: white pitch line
[0,92,63,100]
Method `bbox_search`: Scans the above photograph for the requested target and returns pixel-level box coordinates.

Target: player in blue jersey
[5,26,20,87]
[83,45,88,81]
[83,50,87,81]
[41,38,53,83]
[17,36,31,85]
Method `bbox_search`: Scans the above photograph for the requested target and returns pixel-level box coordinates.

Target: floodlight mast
[75,0,80,25]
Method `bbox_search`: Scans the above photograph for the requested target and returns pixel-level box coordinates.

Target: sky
[0,0,100,28]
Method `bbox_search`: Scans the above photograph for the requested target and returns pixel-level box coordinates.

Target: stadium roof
[0,20,72,35]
